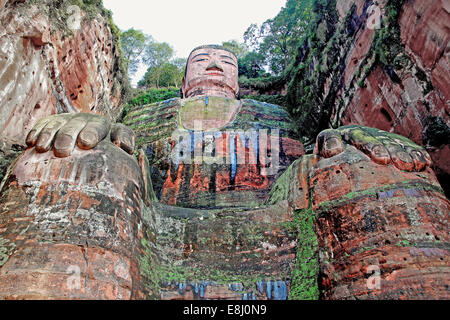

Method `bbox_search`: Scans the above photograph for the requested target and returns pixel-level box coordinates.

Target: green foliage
[377,0,406,62]
[139,41,182,88]
[127,87,180,106]
[423,116,450,147]
[284,0,348,143]
[238,74,285,91]
[139,235,161,299]
[221,40,249,59]
[241,94,286,107]
[120,28,148,76]
[238,51,266,78]
[289,207,319,300]
[244,0,314,75]
[119,27,186,89]
[118,87,180,122]
[139,58,186,89]
[143,41,174,69]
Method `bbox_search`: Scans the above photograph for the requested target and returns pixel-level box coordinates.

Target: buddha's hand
[314,125,432,171]
[26,113,135,157]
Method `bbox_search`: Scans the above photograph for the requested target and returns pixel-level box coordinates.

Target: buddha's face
[182,47,239,98]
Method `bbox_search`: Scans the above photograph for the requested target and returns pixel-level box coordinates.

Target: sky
[102,0,287,86]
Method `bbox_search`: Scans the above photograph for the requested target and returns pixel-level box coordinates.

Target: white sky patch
[102,0,286,86]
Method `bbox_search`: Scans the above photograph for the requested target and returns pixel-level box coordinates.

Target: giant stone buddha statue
[23,45,433,209]
[0,45,447,300]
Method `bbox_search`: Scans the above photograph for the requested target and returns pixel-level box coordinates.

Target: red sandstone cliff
[334,0,449,194]
[0,0,127,146]
[287,0,449,197]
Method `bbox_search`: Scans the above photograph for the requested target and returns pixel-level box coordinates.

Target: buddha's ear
[138,148,157,206]
[181,77,186,98]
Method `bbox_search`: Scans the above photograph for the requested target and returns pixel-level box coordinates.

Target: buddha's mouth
[205,71,223,77]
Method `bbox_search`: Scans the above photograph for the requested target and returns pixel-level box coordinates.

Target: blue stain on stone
[230,131,237,181]
[229,283,243,292]
[178,282,186,294]
[189,130,195,155]
[404,188,420,197]
[255,125,261,164]
[256,281,264,294]
[246,292,255,300]
[272,281,288,300]
[266,281,272,300]
[199,281,209,299]
[378,190,395,199]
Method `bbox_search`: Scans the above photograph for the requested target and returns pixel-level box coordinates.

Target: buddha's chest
[127,98,304,208]
[178,96,241,131]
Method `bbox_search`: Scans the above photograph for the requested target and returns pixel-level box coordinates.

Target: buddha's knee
[308,145,449,299]
[0,141,158,299]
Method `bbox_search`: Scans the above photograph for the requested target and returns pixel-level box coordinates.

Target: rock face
[335,0,450,196]
[155,201,295,300]
[123,97,304,209]
[0,141,159,299]
[156,129,449,301]
[310,147,449,299]
[271,144,449,299]
[0,0,448,301]
[0,0,126,146]
[286,0,450,197]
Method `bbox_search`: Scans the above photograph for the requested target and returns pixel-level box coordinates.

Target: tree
[244,0,313,75]
[142,41,174,88]
[238,51,266,78]
[138,58,186,89]
[120,28,149,76]
[221,40,248,59]
[170,57,187,88]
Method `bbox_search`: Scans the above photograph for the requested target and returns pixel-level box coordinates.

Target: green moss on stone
[0,237,15,267]
[288,206,319,300]
[138,234,161,299]
[318,180,444,212]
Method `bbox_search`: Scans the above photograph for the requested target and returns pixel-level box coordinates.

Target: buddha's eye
[222,61,236,67]
[194,58,208,63]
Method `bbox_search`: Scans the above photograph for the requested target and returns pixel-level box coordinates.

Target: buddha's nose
[206,60,223,72]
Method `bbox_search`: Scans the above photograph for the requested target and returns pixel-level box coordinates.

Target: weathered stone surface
[273,143,449,299]
[335,0,450,196]
[288,0,449,196]
[123,97,304,209]
[0,0,125,146]
[0,141,159,299]
[312,147,449,299]
[0,136,24,188]
[154,201,295,300]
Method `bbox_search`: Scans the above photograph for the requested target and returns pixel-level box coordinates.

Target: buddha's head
[182,45,239,99]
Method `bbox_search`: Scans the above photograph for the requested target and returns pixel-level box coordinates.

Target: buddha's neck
[179,96,241,131]
[184,87,236,99]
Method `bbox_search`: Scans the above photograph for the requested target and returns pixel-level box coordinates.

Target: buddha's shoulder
[122,98,181,128]
[229,98,292,131]
[239,98,290,117]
